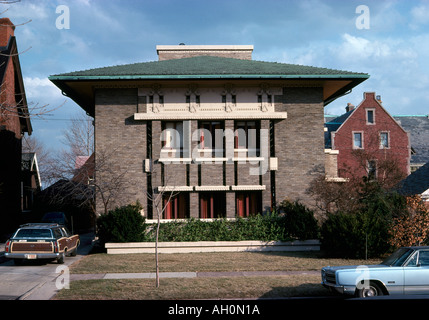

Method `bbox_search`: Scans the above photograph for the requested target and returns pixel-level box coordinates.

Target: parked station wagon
[4,223,79,265]
[321,246,429,297]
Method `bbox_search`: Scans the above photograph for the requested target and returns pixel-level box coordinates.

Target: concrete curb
[105,240,321,254]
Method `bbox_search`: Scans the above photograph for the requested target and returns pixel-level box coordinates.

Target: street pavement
[0,233,94,300]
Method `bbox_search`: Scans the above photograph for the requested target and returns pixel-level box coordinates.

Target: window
[407,251,429,267]
[199,121,224,152]
[353,132,363,149]
[236,192,261,217]
[200,192,226,218]
[368,160,377,180]
[366,109,375,124]
[418,251,429,266]
[235,121,259,152]
[162,122,183,150]
[380,132,389,149]
[163,193,189,219]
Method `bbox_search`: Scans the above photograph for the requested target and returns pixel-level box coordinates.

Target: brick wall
[274,87,325,207]
[94,88,147,215]
[157,45,253,61]
[94,85,326,216]
[333,92,410,182]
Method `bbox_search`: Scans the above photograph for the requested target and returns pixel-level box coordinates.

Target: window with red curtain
[163,193,189,219]
[199,192,226,218]
[234,121,260,156]
[236,192,261,217]
[199,121,224,157]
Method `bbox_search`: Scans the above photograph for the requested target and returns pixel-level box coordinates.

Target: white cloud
[4,2,49,21]
[337,33,392,61]
[23,76,63,102]
[410,3,429,29]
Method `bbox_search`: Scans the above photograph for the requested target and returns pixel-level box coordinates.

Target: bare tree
[22,134,59,188]
[146,162,180,288]
[61,110,94,158]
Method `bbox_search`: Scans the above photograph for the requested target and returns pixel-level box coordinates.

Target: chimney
[346,103,355,112]
[0,18,15,47]
[156,45,254,61]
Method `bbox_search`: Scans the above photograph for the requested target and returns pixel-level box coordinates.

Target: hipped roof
[49,55,369,117]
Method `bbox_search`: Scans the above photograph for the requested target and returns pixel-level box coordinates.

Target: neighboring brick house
[393,115,429,172]
[0,18,32,236]
[325,92,410,185]
[397,161,429,207]
[21,152,41,213]
[50,45,368,218]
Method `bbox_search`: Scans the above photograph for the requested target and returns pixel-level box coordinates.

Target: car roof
[18,223,63,229]
[406,246,429,250]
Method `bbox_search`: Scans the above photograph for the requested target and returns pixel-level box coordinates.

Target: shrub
[321,212,362,258]
[147,213,294,242]
[321,209,393,259]
[97,202,147,244]
[389,195,429,248]
[278,200,320,240]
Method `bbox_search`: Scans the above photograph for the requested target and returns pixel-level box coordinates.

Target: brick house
[21,152,41,213]
[0,18,33,235]
[397,161,429,208]
[325,92,410,186]
[50,45,368,218]
[393,115,429,172]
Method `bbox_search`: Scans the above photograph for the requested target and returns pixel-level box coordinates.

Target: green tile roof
[50,56,368,80]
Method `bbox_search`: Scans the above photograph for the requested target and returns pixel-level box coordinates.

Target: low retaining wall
[105,240,320,254]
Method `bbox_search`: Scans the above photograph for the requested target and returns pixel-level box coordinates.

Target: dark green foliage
[97,202,147,244]
[320,180,408,258]
[97,201,321,243]
[321,213,361,258]
[146,205,319,242]
[278,200,320,240]
[147,214,290,242]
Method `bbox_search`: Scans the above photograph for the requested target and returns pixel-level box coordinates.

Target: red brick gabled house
[0,18,33,236]
[325,92,410,187]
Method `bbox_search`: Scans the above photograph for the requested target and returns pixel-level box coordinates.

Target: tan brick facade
[94,84,326,218]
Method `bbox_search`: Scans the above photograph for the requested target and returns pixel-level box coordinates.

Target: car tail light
[5,240,10,253]
[53,241,59,253]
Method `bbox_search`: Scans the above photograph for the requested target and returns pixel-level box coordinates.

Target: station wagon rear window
[14,229,53,239]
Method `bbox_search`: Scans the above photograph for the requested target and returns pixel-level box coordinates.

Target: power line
[31,118,92,121]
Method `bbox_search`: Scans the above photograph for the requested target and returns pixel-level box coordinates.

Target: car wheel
[57,253,65,264]
[70,248,77,256]
[356,281,384,298]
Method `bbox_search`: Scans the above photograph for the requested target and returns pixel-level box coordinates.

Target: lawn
[53,251,381,300]
[68,250,380,273]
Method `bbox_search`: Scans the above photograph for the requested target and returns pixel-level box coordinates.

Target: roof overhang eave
[48,74,369,81]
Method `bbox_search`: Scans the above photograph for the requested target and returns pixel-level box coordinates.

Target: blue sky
[5,0,429,151]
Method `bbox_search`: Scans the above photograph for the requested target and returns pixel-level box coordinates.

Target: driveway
[0,232,94,300]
